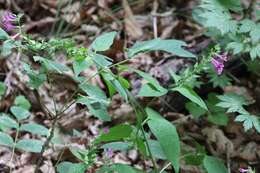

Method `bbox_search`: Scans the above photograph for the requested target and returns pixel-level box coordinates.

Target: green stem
[9,126,20,173]
[140,126,158,172]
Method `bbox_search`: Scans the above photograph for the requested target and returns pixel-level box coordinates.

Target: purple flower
[211,58,224,75]
[2,11,17,31]
[105,148,113,158]
[211,52,228,75]
[239,168,249,173]
[103,127,109,134]
[215,52,228,62]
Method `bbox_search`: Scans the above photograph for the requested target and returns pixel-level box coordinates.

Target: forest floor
[0,0,259,173]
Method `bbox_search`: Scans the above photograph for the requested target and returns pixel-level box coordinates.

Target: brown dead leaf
[123,0,143,39]
[238,142,260,161]
[202,127,234,156]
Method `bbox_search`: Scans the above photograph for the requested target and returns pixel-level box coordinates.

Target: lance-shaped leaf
[127,38,196,58]
[146,108,180,173]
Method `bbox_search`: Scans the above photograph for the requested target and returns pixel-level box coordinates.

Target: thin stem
[159,162,171,173]
[9,126,20,173]
[34,117,58,173]
[57,58,130,117]
[140,126,158,172]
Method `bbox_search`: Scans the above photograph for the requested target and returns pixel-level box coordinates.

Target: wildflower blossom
[105,148,113,158]
[103,127,109,134]
[211,52,228,75]
[239,168,249,173]
[2,11,17,31]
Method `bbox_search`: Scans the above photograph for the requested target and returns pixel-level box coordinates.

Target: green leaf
[101,142,131,151]
[185,102,207,118]
[216,93,248,113]
[1,40,16,56]
[235,113,260,133]
[227,42,243,54]
[203,156,228,173]
[198,0,240,34]
[146,108,180,173]
[14,95,31,110]
[92,53,113,67]
[77,96,111,121]
[239,19,256,33]
[127,38,196,58]
[16,139,43,153]
[57,162,87,173]
[102,73,128,101]
[0,114,18,129]
[148,140,166,160]
[0,82,6,98]
[207,113,229,126]
[172,85,208,110]
[249,44,260,60]
[0,132,14,147]
[91,32,117,52]
[20,123,49,136]
[134,69,167,97]
[208,71,232,89]
[95,124,133,143]
[23,63,46,88]
[0,28,9,40]
[33,56,70,74]
[250,24,260,42]
[73,59,91,76]
[10,106,30,121]
[79,84,109,105]
[97,164,139,173]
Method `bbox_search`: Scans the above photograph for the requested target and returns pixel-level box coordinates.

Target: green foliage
[0,114,19,129]
[134,69,168,97]
[0,28,9,40]
[195,0,260,60]
[172,85,208,110]
[127,38,196,58]
[95,124,133,143]
[16,139,43,153]
[203,156,228,173]
[20,123,49,136]
[14,95,31,110]
[216,93,248,113]
[146,108,180,173]
[10,106,30,121]
[57,162,87,173]
[91,31,117,52]
[0,132,14,147]
[97,164,140,173]
[0,82,6,99]
[235,112,260,133]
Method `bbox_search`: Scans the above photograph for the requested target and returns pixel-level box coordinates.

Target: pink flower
[2,11,17,31]
[215,52,228,62]
[239,168,249,173]
[103,127,109,134]
[211,58,224,75]
[211,52,228,75]
[105,148,113,158]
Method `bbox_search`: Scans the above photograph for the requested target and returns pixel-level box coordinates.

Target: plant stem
[9,126,20,173]
[34,117,58,173]
[57,58,131,117]
[159,162,171,173]
[140,126,158,172]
